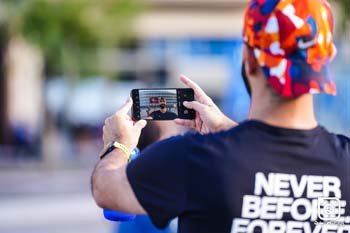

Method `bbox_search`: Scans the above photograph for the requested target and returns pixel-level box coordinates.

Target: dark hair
[265,82,294,103]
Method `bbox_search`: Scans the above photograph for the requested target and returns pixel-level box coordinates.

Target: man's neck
[249,93,318,130]
[160,108,167,113]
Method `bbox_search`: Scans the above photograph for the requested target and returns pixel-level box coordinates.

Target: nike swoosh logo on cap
[298,39,317,50]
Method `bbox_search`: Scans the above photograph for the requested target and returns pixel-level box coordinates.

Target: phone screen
[131,88,195,121]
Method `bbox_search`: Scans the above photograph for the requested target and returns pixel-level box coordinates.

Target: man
[149,97,177,120]
[92,1,350,232]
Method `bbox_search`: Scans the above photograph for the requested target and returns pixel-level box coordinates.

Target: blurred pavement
[0,168,113,233]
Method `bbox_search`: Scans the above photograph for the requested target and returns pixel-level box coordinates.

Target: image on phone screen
[131,88,195,121]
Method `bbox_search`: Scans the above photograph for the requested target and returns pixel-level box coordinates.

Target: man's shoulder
[337,134,350,144]
[327,131,350,152]
[151,110,161,115]
[168,111,177,116]
[150,110,161,117]
[178,122,253,146]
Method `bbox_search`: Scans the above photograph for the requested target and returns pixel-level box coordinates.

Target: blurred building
[99,0,248,95]
[136,0,247,39]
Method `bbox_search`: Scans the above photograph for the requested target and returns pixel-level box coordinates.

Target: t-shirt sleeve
[126,135,189,229]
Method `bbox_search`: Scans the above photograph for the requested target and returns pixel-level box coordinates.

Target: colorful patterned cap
[243,0,337,97]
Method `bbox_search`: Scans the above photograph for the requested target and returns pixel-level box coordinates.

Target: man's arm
[91,149,146,214]
[91,97,147,213]
[93,95,193,228]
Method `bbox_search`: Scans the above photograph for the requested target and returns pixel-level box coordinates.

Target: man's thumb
[183,101,205,113]
[135,120,147,130]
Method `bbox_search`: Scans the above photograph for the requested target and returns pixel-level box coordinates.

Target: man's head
[242,0,337,100]
[159,97,167,109]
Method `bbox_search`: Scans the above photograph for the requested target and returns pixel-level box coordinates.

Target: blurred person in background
[92,1,350,233]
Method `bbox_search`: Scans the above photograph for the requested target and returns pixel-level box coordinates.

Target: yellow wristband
[112,141,131,162]
[100,141,131,162]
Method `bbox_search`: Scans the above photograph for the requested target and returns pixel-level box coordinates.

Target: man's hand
[103,97,147,152]
[92,97,147,214]
[174,75,237,134]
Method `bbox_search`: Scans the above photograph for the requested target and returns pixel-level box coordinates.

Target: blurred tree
[8,0,143,77]
[0,0,142,147]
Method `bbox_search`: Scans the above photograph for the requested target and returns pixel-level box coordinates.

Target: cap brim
[254,48,336,97]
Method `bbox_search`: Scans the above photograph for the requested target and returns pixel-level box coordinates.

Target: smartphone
[131,88,196,121]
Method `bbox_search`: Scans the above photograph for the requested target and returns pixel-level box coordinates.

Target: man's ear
[243,45,259,77]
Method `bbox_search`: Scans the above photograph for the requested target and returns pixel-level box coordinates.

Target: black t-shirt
[150,110,177,120]
[127,120,350,233]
